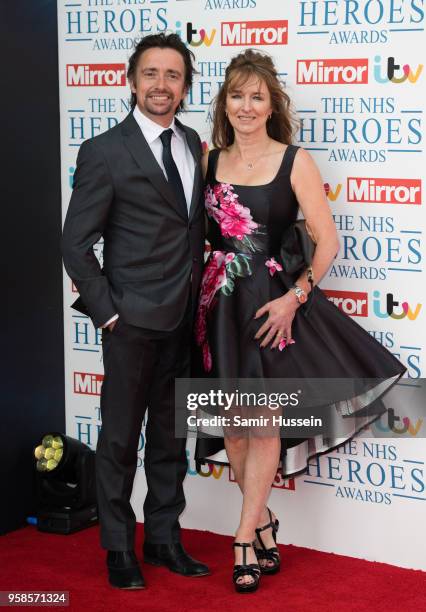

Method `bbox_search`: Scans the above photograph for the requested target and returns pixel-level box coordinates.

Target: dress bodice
[205,145,300,258]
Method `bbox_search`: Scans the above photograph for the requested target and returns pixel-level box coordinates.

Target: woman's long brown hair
[211,49,298,149]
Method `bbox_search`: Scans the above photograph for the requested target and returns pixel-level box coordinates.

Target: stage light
[33,433,97,534]
[34,435,64,472]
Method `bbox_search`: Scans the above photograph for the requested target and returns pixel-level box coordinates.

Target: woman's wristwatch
[290,284,307,304]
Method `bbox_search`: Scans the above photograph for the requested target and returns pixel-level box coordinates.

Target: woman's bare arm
[255,148,339,348]
[290,148,340,294]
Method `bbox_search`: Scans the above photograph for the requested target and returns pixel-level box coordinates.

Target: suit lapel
[121,113,188,220]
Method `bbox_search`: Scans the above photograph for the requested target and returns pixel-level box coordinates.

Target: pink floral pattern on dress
[265,257,283,277]
[205,183,260,250]
[195,249,252,372]
[195,251,227,372]
[198,181,285,371]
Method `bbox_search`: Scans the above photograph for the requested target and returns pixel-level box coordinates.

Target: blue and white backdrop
[58,0,426,570]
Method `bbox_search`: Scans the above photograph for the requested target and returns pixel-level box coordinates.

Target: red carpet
[0,524,425,612]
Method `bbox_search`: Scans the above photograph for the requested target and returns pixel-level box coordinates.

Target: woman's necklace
[237,142,271,171]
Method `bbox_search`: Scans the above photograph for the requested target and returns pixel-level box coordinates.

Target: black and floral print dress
[194,146,405,476]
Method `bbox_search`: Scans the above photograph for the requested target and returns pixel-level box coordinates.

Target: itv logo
[175,21,216,47]
[374,408,423,436]
[324,182,342,202]
[372,291,422,321]
[373,56,423,84]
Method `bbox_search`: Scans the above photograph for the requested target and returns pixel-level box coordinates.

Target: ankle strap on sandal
[255,508,279,550]
[255,508,278,534]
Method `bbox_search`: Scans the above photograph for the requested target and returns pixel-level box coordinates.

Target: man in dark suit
[62,33,208,589]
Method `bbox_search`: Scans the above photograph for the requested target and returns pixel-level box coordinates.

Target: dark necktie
[160,128,188,218]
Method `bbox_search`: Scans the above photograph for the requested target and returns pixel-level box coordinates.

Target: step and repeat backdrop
[58,1,426,570]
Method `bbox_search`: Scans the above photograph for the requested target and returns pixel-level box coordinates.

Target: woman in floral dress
[193,50,405,593]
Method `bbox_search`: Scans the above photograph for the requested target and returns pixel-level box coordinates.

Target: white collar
[133,105,182,144]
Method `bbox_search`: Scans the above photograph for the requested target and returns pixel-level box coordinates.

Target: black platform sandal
[254,508,281,575]
[232,542,261,593]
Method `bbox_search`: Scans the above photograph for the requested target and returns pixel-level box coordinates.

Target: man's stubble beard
[144,96,178,117]
[145,103,175,116]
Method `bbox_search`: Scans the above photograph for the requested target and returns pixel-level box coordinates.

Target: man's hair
[127,33,196,113]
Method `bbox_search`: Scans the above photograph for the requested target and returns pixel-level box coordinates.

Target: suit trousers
[96,305,190,551]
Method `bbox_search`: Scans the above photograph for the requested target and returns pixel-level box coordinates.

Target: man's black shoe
[143,542,210,577]
[107,551,145,589]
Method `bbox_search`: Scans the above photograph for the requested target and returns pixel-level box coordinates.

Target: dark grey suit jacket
[62,112,205,330]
